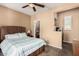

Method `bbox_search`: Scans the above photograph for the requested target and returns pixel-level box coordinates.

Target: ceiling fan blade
[33,7,36,12]
[22,5,29,8]
[33,3,45,8]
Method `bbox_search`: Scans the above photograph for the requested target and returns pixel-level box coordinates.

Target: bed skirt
[28,45,45,56]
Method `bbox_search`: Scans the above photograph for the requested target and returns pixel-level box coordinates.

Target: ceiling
[0,3,64,15]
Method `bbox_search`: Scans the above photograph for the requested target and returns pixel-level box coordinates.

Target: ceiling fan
[22,3,45,12]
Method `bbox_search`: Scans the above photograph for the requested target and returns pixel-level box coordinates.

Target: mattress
[0,37,46,56]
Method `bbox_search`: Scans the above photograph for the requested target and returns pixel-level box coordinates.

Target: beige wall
[0,5,31,31]
[31,10,62,49]
[31,3,79,49]
[58,8,79,43]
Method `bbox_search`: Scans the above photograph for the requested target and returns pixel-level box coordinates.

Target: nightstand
[27,33,33,37]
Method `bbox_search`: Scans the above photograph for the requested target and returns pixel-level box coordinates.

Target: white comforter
[1,37,46,56]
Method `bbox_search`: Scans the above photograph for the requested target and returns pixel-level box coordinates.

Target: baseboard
[63,42,72,46]
[63,41,72,44]
[48,44,62,49]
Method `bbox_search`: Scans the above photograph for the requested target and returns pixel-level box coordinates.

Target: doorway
[34,20,40,38]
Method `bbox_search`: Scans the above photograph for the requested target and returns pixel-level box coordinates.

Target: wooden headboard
[0,26,26,43]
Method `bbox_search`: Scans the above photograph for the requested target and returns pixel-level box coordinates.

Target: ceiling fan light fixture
[29,3,34,7]
[22,3,45,12]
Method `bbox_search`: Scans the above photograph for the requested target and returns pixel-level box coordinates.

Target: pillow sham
[18,33,27,38]
[5,33,19,39]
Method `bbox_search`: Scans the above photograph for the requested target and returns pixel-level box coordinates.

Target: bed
[0,26,46,56]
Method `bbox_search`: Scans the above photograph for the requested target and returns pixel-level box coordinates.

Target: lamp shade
[27,30,31,33]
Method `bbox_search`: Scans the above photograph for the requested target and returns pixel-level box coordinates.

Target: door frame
[33,20,40,38]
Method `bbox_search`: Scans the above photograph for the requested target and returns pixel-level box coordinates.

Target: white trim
[48,44,62,49]
[63,41,72,43]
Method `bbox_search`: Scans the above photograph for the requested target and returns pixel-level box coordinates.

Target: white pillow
[5,33,19,39]
[18,33,27,38]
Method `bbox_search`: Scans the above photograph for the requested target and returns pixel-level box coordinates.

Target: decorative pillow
[18,33,27,38]
[5,33,19,39]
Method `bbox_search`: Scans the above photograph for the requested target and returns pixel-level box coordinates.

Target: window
[64,16,72,30]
